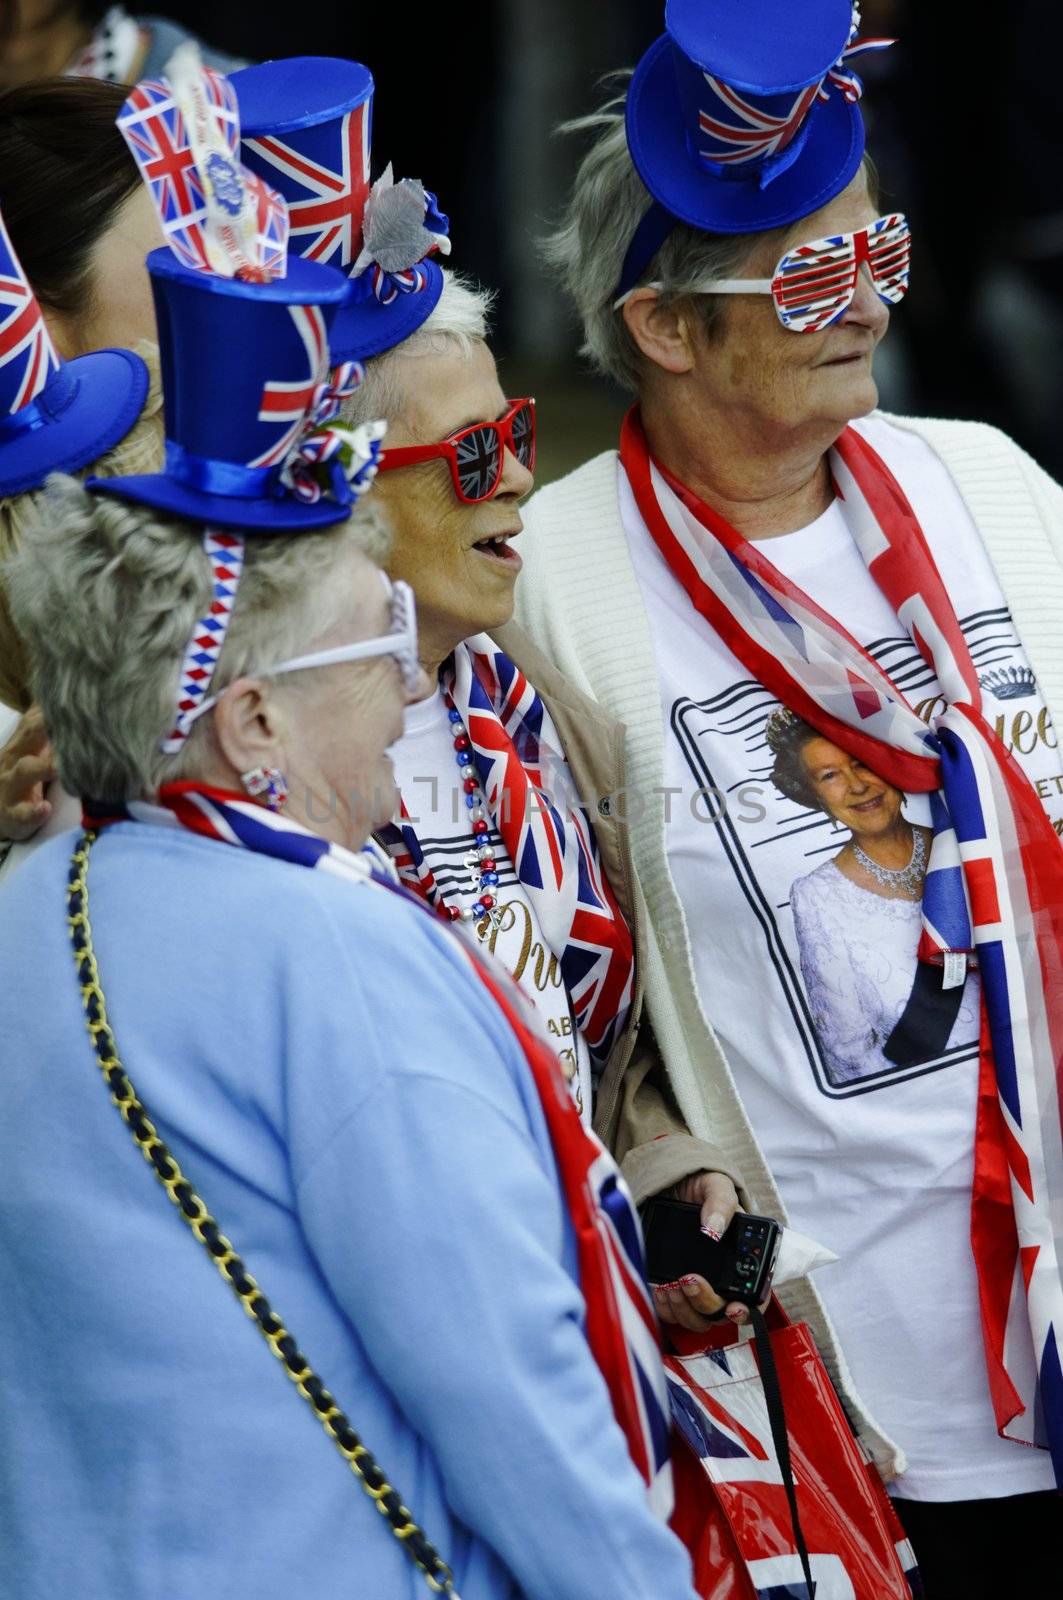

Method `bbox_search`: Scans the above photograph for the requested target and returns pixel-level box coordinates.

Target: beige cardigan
[512,412,1063,1479]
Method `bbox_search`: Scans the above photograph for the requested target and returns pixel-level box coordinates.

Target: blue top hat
[0,206,147,499]
[232,57,450,364]
[617,0,892,297]
[91,248,356,531]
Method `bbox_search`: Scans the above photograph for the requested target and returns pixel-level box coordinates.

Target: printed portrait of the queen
[765,708,979,1088]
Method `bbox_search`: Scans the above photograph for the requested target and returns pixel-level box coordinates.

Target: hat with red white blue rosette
[615,0,894,299]
[0,203,147,499]
[232,56,450,364]
[91,45,387,532]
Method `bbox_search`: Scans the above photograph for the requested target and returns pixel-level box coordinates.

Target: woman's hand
[651,1169,754,1333]
[0,707,55,843]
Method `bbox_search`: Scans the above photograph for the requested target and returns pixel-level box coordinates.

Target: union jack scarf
[82,783,672,1513]
[377,637,635,1074]
[620,408,1063,1486]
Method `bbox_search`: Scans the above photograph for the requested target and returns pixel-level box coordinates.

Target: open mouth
[471,533,523,570]
[851,793,885,812]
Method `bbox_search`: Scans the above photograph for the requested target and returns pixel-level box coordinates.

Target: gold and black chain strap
[66,830,459,1598]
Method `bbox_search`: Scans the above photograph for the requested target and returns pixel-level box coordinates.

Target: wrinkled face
[690,169,890,441]
[278,551,426,848]
[50,185,162,359]
[800,734,902,838]
[372,338,534,664]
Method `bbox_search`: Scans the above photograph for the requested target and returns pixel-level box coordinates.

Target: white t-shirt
[622,413,1060,1500]
[390,685,594,1120]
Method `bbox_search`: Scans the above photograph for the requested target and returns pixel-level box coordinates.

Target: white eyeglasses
[182,571,420,732]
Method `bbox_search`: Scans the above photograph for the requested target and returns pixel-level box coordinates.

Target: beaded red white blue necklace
[443,690,500,924]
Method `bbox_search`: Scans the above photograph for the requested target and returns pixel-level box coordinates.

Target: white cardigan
[513,413,1063,1478]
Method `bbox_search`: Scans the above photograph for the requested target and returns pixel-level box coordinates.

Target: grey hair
[6,475,391,802]
[547,84,880,391]
[543,88,777,392]
[341,269,496,431]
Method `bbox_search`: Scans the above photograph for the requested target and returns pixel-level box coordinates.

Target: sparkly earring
[240,765,288,811]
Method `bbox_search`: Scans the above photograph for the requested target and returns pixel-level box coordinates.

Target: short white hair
[6,476,391,801]
[341,269,496,430]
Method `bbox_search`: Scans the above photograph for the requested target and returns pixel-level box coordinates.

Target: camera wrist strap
[66,830,460,1599]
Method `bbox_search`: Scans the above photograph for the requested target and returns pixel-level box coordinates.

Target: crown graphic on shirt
[978,666,1036,701]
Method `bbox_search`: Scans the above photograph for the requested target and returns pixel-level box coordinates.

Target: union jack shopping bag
[666,1304,923,1600]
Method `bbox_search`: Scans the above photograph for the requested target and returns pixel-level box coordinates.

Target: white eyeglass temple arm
[614,276,772,310]
[266,639,396,677]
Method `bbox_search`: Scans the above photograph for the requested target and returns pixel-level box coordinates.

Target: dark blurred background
[8,0,1063,486]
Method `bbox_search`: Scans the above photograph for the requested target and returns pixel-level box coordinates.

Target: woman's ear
[621,289,698,376]
[211,678,286,778]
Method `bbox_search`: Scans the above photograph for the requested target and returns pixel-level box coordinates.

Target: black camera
[638,1199,781,1307]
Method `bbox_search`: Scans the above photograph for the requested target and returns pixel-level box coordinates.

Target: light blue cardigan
[0,824,696,1600]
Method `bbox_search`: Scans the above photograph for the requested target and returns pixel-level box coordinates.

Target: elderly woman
[765,708,980,1087]
[0,226,701,1598]
[512,3,1063,1590]
[232,54,752,1335]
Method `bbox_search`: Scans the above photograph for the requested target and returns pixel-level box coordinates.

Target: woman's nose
[498,443,535,499]
[841,264,889,333]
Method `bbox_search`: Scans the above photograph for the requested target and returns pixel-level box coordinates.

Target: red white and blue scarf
[621,408,1063,1486]
[378,637,635,1073]
[82,782,672,1514]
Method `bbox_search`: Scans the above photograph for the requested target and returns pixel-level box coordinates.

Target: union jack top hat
[0,204,147,499]
[616,0,893,299]
[232,57,449,363]
[91,249,355,530]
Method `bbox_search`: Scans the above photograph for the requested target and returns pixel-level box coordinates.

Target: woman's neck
[848,816,915,870]
[639,390,838,541]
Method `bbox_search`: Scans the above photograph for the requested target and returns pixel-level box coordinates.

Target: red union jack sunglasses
[377,397,536,503]
[696,213,911,332]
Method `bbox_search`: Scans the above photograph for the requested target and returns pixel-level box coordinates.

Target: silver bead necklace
[851,826,927,896]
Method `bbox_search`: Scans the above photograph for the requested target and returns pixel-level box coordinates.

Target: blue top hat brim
[0,347,148,499]
[91,473,352,532]
[627,34,865,237]
[329,259,444,363]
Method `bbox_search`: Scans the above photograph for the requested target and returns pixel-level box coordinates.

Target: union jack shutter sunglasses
[616,215,911,334]
[377,397,536,503]
[699,213,911,332]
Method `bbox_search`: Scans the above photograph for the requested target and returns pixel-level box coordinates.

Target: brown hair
[0,75,140,320]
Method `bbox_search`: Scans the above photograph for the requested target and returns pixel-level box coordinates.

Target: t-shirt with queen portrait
[389,684,593,1121]
[621,413,1061,1500]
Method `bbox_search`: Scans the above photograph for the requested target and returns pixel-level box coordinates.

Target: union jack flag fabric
[697,14,893,169]
[242,103,371,272]
[667,1320,922,1597]
[620,407,1063,1488]
[250,304,329,469]
[118,69,238,272]
[117,65,287,280]
[0,206,59,416]
[83,782,673,1520]
[379,637,636,1073]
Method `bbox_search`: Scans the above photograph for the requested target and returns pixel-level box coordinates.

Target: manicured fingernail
[726,1306,748,1324]
[680,1277,700,1294]
[701,1212,725,1240]
[655,1281,680,1294]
